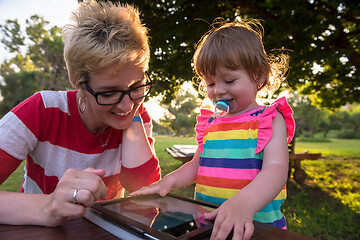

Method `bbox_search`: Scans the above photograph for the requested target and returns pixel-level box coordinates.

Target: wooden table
[0,217,316,240]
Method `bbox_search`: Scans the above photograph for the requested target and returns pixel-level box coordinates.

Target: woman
[0,1,160,227]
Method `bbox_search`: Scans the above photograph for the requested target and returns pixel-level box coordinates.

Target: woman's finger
[83,168,106,177]
[75,169,107,200]
[70,189,95,207]
[61,168,107,202]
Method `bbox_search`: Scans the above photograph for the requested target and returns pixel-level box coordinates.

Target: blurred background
[0,1,359,239]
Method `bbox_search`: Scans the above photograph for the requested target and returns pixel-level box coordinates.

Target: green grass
[154,135,197,176]
[1,135,359,239]
[295,138,360,157]
[153,135,198,196]
[0,162,25,192]
[155,136,360,240]
[283,158,360,239]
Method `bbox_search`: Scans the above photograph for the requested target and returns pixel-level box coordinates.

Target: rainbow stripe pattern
[194,101,293,229]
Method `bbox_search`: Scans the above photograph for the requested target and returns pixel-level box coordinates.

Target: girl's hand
[130,177,172,197]
[42,168,107,226]
[205,196,255,240]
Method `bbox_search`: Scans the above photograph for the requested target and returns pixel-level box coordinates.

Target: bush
[297,137,332,143]
[337,130,360,139]
[157,129,171,135]
[299,131,314,138]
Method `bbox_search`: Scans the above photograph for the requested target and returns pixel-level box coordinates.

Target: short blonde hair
[62,0,150,88]
[193,19,288,98]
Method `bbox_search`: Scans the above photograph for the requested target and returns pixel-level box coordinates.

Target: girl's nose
[214,83,226,96]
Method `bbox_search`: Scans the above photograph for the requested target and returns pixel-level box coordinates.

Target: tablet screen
[102,195,215,238]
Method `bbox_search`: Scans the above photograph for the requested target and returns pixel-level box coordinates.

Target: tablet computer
[88,193,219,240]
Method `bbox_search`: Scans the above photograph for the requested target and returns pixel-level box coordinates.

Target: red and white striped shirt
[0,90,160,199]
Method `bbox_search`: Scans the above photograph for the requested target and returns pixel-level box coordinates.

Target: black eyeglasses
[82,72,153,105]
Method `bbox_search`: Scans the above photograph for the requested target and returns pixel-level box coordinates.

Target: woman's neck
[76,92,108,135]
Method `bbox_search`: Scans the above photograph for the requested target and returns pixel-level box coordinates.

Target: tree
[319,111,342,138]
[287,92,325,137]
[0,15,71,91]
[160,91,200,136]
[152,120,172,135]
[347,105,360,134]
[96,0,359,109]
[288,92,360,139]
[0,71,42,115]
[337,103,360,138]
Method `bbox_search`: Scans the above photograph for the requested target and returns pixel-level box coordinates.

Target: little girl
[132,19,295,240]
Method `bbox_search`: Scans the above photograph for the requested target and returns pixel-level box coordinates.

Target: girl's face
[80,61,146,134]
[204,66,260,117]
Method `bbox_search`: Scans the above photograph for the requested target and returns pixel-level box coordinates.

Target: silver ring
[72,189,79,203]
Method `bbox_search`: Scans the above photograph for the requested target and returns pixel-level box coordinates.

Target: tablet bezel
[90,193,219,240]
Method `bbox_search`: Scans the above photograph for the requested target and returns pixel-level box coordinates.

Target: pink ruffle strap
[256,97,295,154]
[195,109,214,152]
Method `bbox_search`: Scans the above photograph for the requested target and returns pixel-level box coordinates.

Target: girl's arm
[239,112,289,210]
[207,112,289,240]
[131,148,201,197]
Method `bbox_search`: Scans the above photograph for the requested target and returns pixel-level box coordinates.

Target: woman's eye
[101,92,117,98]
[131,87,142,93]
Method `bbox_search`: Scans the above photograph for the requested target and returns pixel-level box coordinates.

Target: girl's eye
[225,79,236,84]
[206,82,214,87]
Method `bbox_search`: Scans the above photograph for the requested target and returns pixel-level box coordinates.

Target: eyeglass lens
[97,84,152,105]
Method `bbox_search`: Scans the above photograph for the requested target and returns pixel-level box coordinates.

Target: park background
[0,0,359,239]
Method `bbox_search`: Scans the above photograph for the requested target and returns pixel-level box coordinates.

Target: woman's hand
[42,167,107,226]
[204,196,255,240]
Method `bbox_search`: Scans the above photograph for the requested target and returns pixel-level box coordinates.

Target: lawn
[1,136,359,239]
[295,137,360,157]
[154,136,360,240]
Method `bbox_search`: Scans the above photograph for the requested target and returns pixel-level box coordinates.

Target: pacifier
[213,98,233,117]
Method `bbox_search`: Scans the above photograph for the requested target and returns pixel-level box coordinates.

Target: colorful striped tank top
[194,97,295,229]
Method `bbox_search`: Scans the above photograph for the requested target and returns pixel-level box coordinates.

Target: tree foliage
[337,103,360,138]
[160,91,200,136]
[0,15,71,90]
[288,92,325,137]
[0,71,42,115]
[0,15,71,114]
[97,0,359,109]
[288,92,360,139]
[1,1,358,115]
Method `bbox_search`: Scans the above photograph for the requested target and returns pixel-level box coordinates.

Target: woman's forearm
[121,119,154,168]
[0,190,52,226]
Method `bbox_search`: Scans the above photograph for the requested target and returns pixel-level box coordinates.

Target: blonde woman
[0,1,160,227]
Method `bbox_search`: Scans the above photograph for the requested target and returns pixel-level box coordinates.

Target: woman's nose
[115,94,133,112]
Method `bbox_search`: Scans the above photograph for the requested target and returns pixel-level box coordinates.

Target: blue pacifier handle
[214,99,231,117]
